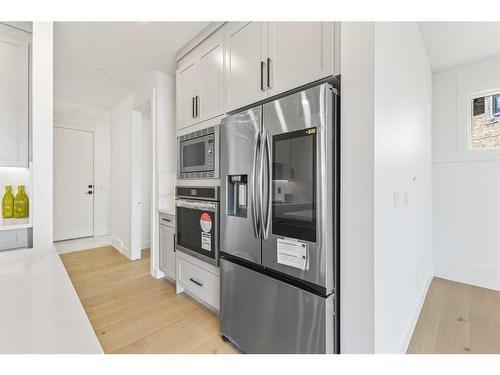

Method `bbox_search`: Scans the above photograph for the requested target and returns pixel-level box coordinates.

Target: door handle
[264,130,272,239]
[267,58,272,88]
[260,61,265,91]
[251,131,261,239]
[259,130,270,239]
[189,277,203,287]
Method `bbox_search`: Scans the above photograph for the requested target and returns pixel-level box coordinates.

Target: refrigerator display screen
[272,128,317,242]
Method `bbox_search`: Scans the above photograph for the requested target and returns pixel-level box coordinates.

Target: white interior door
[53,127,94,241]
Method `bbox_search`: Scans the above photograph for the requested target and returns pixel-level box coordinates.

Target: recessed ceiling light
[97,68,109,75]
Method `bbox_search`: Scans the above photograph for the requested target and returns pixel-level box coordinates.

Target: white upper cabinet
[267,22,334,97]
[176,30,225,131]
[196,35,224,122]
[176,22,338,125]
[0,31,29,167]
[176,61,197,131]
[225,22,267,113]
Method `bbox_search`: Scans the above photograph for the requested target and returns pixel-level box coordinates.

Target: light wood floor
[60,246,237,354]
[408,277,500,353]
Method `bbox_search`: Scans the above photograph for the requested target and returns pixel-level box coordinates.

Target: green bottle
[2,185,15,219]
[14,185,29,219]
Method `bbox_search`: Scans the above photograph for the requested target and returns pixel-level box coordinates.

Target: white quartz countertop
[0,247,103,354]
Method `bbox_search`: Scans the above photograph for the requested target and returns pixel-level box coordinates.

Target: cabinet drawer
[159,213,175,229]
[177,256,220,310]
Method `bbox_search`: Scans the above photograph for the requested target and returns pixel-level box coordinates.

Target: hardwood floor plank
[409,277,500,354]
[60,246,237,354]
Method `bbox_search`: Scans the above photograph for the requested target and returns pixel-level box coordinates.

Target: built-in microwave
[177,126,218,179]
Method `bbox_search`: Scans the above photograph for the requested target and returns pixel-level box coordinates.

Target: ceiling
[54,22,210,110]
[419,22,500,72]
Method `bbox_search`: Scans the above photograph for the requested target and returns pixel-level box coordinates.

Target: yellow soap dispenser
[2,185,15,219]
[14,185,29,219]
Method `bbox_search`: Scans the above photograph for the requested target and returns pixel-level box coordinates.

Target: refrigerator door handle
[251,131,261,239]
[264,130,272,239]
[260,129,271,240]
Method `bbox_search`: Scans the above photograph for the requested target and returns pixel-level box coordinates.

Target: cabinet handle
[267,58,271,88]
[192,97,195,118]
[173,234,176,253]
[260,61,265,91]
[161,218,171,222]
[196,95,200,118]
[190,277,203,287]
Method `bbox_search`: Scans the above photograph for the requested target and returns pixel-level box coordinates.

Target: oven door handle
[252,131,261,239]
[175,199,217,212]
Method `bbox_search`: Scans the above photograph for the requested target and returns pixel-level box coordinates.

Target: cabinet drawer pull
[161,218,171,222]
[189,277,203,287]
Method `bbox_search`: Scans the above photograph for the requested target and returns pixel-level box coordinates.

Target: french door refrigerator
[220,81,340,354]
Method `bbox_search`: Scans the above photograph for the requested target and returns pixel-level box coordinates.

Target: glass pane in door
[272,128,316,242]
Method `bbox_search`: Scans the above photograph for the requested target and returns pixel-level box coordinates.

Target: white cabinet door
[197,35,224,122]
[267,22,334,97]
[159,224,176,280]
[176,61,197,131]
[225,22,268,112]
[0,33,29,167]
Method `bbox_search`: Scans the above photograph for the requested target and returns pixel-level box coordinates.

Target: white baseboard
[399,272,433,354]
[434,256,500,292]
[54,235,111,255]
[141,240,151,250]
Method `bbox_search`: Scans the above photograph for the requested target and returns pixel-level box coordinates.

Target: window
[494,95,500,116]
[471,92,500,150]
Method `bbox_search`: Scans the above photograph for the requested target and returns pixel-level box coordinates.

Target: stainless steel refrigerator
[219,81,340,354]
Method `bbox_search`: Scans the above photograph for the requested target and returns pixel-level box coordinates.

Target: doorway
[53,126,94,241]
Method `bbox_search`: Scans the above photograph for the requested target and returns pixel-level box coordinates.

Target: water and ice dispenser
[227,175,248,218]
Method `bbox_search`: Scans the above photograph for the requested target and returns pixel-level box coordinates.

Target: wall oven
[177,126,218,179]
[175,186,219,266]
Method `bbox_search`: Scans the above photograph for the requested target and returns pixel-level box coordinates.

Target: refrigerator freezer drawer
[220,258,334,354]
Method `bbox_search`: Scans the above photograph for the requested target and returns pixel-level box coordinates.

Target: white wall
[340,22,433,354]
[110,73,157,259]
[373,22,433,353]
[151,72,176,278]
[433,56,500,291]
[141,106,152,247]
[340,22,376,354]
[32,22,53,249]
[53,99,111,237]
[110,93,135,258]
